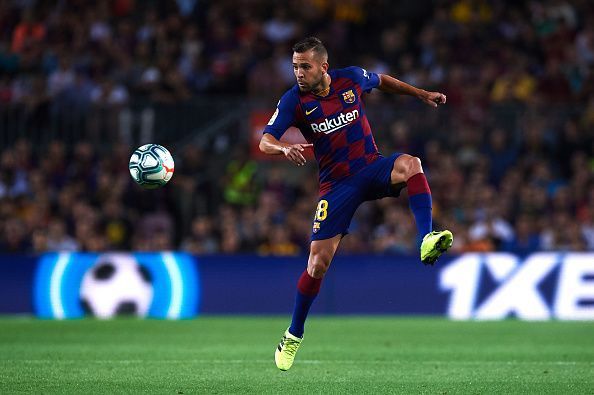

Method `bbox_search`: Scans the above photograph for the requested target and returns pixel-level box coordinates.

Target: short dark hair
[292,37,328,60]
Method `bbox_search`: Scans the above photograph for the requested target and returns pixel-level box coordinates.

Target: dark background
[0,0,592,256]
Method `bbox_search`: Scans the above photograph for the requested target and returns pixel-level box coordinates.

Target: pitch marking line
[1,360,591,365]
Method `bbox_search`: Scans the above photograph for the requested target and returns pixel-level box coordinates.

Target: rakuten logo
[311,109,359,134]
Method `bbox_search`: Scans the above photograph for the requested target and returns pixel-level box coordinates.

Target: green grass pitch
[0,316,593,393]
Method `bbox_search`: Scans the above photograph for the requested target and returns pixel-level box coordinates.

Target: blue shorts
[311,153,403,241]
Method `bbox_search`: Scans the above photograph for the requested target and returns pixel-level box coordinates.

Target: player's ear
[321,62,329,74]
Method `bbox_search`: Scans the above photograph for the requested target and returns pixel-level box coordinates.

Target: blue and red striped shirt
[264,66,381,195]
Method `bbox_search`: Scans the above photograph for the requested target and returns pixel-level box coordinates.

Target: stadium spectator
[46,218,79,251]
[11,9,45,53]
[0,0,591,254]
[181,216,219,254]
[222,149,259,207]
[257,224,301,256]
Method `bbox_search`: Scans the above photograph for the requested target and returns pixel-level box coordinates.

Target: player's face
[293,50,328,92]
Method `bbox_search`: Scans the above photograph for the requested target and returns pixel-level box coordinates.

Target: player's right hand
[282,144,313,166]
[421,91,447,107]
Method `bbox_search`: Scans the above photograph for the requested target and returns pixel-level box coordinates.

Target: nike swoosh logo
[305,107,318,115]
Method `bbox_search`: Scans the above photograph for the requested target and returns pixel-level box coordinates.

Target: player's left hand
[421,91,446,107]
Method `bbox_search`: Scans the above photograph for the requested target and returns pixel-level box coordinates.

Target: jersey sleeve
[344,66,380,93]
[262,90,299,140]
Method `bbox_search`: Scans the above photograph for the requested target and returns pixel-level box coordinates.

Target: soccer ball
[80,253,153,319]
[128,144,174,189]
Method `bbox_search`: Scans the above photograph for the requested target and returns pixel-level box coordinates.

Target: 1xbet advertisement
[7,252,592,319]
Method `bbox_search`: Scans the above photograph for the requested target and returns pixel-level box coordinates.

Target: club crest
[342,89,356,104]
[313,222,320,233]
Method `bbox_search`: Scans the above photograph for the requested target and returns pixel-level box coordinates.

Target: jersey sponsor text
[310,109,359,134]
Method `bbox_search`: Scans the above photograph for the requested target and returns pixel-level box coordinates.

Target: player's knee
[397,155,423,178]
[308,261,329,278]
[308,249,332,278]
[409,156,423,176]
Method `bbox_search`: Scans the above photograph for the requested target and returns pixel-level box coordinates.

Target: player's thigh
[311,184,362,242]
[360,153,405,200]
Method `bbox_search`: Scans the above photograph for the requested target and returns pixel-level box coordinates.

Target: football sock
[407,172,433,245]
[289,270,322,338]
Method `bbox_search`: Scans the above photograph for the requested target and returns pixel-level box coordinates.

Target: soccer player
[259,37,453,371]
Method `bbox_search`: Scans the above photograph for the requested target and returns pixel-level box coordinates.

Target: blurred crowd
[0,0,593,254]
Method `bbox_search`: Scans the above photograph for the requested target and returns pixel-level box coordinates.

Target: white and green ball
[128,144,174,189]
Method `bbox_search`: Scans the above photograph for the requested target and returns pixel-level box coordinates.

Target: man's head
[292,37,329,92]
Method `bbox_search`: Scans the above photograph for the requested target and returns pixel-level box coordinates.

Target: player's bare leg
[391,154,453,265]
[275,234,342,371]
[306,234,342,278]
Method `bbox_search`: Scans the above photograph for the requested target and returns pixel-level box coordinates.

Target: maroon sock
[406,173,433,242]
[289,270,322,337]
[297,270,322,296]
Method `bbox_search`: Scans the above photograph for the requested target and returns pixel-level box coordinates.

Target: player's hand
[421,91,446,107]
[282,144,313,166]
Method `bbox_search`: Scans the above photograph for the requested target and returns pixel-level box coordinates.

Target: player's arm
[260,133,312,166]
[377,74,446,108]
[259,92,312,166]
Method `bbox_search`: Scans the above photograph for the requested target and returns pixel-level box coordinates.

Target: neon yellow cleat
[274,328,303,371]
[420,230,453,265]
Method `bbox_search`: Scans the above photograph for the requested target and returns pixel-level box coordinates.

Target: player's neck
[312,74,331,97]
